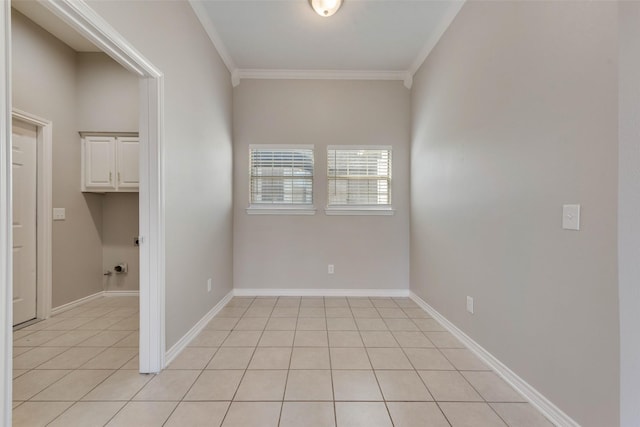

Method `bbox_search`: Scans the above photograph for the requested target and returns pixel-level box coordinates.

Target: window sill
[324,206,395,216]
[246,205,317,215]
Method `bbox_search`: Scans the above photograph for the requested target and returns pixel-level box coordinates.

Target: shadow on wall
[83,192,103,237]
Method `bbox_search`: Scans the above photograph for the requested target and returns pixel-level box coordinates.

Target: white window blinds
[327,146,392,206]
[250,146,314,205]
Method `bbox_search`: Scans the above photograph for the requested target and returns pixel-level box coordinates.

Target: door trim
[12,109,52,323]
[35,0,166,375]
[1,2,12,425]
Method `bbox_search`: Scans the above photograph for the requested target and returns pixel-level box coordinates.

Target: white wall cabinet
[82,134,139,192]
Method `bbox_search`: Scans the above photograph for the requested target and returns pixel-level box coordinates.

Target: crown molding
[188,0,237,74]
[189,0,465,89]
[408,0,466,77]
[236,69,410,87]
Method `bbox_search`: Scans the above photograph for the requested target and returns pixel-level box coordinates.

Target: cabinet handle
[109,172,112,183]
[118,172,121,183]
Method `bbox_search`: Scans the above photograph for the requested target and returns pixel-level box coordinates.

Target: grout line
[217,296,271,426]
[13,295,542,426]
[353,298,396,427]
[21,297,142,427]
[277,296,297,426]
[325,297,338,427]
[434,400,455,427]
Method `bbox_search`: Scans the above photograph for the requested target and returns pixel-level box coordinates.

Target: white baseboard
[104,290,140,297]
[164,290,234,367]
[51,290,140,316]
[51,291,104,316]
[410,291,578,427]
[233,288,410,298]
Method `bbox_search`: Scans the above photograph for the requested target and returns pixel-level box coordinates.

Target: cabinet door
[117,137,139,190]
[84,136,116,190]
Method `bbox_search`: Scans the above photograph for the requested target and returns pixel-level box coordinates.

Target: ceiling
[11,0,465,87]
[194,0,460,72]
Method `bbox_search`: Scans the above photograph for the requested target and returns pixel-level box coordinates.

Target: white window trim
[247,205,317,215]
[248,144,315,215]
[326,145,393,215]
[327,144,393,151]
[249,144,315,150]
[324,205,395,216]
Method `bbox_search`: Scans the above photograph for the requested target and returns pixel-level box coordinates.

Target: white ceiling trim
[39,0,161,78]
[189,0,237,74]
[408,0,466,77]
[236,69,411,88]
[189,1,466,89]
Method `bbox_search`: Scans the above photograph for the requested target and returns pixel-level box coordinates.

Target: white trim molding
[188,0,236,75]
[408,0,466,77]
[246,206,317,215]
[187,2,465,89]
[50,290,141,317]
[0,2,12,425]
[38,0,160,78]
[50,291,105,317]
[234,288,410,298]
[104,290,140,297]
[165,290,233,367]
[237,69,409,85]
[138,75,166,374]
[410,291,580,427]
[324,207,395,216]
[12,109,53,321]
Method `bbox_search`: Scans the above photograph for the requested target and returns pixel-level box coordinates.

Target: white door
[12,119,37,326]
[117,137,139,190]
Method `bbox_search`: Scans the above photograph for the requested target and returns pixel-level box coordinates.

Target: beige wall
[13,15,142,305]
[101,193,139,292]
[76,52,140,292]
[76,52,138,132]
[618,2,640,426]
[12,10,104,307]
[410,2,619,426]
[87,0,234,349]
[233,80,410,291]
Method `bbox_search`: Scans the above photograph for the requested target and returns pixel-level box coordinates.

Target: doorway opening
[1,1,166,425]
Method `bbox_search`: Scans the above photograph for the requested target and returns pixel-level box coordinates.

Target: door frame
[12,109,52,324]
[1,1,166,425]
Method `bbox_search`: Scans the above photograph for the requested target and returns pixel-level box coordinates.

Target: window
[248,145,315,214]
[327,146,393,215]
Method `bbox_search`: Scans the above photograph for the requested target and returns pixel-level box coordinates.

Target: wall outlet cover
[562,204,581,230]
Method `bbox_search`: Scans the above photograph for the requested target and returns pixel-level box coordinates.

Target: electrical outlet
[328,264,334,274]
[562,204,581,230]
[466,296,474,314]
[207,278,212,292]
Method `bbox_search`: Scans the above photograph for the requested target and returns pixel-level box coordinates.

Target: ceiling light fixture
[310,0,343,17]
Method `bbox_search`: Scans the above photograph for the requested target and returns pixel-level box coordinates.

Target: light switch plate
[53,208,66,221]
[466,296,474,314]
[562,204,580,230]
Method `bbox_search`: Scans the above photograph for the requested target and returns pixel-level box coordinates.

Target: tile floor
[12,295,554,426]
